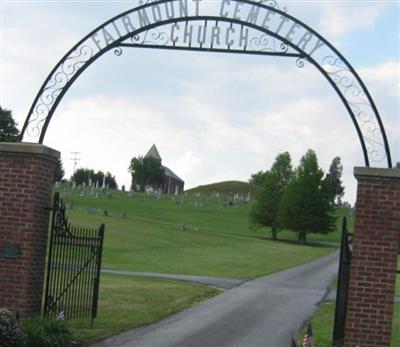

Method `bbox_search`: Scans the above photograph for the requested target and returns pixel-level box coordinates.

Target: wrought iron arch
[20,0,392,168]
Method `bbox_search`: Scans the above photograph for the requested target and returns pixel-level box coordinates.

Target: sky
[1,0,399,203]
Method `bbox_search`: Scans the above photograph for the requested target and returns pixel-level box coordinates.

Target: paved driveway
[93,251,339,347]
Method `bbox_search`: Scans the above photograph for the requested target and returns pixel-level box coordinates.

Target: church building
[145,144,185,194]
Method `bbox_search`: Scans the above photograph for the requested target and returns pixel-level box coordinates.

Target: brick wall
[345,167,400,347]
[0,143,59,317]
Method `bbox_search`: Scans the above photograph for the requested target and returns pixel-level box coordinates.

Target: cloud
[2,1,398,203]
[29,55,396,202]
[280,0,387,40]
[357,60,400,164]
[317,3,381,38]
[359,60,400,95]
[171,150,204,182]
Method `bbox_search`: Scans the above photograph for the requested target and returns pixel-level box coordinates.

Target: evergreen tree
[105,172,118,189]
[129,156,164,191]
[278,150,335,244]
[0,106,20,142]
[249,170,268,187]
[324,156,344,205]
[54,158,65,182]
[250,152,293,240]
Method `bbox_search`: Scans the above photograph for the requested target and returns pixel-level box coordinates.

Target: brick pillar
[345,167,400,347]
[0,142,60,317]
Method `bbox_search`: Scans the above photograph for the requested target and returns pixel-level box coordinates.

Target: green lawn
[68,273,219,345]
[297,302,335,347]
[51,186,342,344]
[393,304,400,347]
[396,257,400,297]
[297,303,400,347]
[186,180,258,195]
[58,188,339,278]
[265,207,353,244]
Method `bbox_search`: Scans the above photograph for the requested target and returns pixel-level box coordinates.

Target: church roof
[144,144,184,183]
[145,144,161,160]
[162,165,184,182]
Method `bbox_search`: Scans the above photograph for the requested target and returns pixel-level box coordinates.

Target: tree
[278,150,335,244]
[395,162,400,169]
[250,152,293,240]
[71,168,118,188]
[249,170,268,187]
[129,156,164,191]
[324,156,344,205]
[105,172,118,189]
[72,168,94,185]
[54,158,65,182]
[0,106,20,142]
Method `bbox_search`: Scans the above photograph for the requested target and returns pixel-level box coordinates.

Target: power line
[70,152,81,175]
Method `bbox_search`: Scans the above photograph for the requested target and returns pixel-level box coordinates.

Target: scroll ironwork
[20,0,392,168]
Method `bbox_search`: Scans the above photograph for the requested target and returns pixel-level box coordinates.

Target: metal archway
[20,0,392,168]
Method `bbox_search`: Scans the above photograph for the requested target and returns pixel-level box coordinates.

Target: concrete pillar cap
[0,142,60,160]
[354,167,400,180]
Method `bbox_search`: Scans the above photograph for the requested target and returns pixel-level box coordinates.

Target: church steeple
[145,144,162,161]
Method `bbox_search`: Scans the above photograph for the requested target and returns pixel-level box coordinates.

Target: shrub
[22,318,73,347]
[0,308,25,347]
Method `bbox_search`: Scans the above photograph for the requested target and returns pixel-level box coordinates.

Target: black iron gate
[43,192,105,325]
[332,217,352,346]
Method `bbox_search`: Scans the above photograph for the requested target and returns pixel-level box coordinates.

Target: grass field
[57,186,341,278]
[55,184,344,344]
[186,180,258,195]
[68,273,219,345]
[397,257,400,297]
[297,302,335,347]
[297,303,400,347]
[298,256,400,347]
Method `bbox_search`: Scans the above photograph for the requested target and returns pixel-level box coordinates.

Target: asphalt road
[93,251,339,347]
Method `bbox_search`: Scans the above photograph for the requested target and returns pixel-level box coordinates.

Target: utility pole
[70,152,81,176]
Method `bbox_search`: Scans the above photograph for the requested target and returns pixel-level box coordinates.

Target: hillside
[54,186,342,279]
[185,180,258,195]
